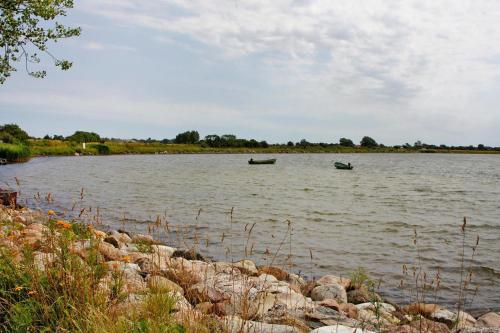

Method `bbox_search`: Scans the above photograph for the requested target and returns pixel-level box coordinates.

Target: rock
[92,230,107,239]
[288,273,306,287]
[409,318,450,333]
[105,261,140,272]
[109,230,132,243]
[318,299,341,311]
[188,283,229,304]
[339,303,358,319]
[172,249,206,261]
[104,236,121,248]
[97,242,128,261]
[258,273,278,283]
[275,290,312,311]
[132,234,155,244]
[386,325,418,333]
[403,303,441,316]
[355,302,400,328]
[431,308,456,326]
[223,315,302,333]
[310,324,376,333]
[257,266,290,281]
[233,260,258,275]
[195,302,215,314]
[317,275,351,289]
[304,305,357,329]
[169,291,192,312]
[457,311,477,328]
[356,302,396,313]
[458,328,500,333]
[152,244,176,258]
[346,288,381,304]
[248,291,277,318]
[476,312,500,328]
[147,275,183,295]
[431,309,476,328]
[311,283,348,303]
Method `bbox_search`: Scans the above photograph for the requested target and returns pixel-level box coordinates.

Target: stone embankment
[1,206,499,333]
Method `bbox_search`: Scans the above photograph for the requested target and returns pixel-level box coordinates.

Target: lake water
[1,154,499,311]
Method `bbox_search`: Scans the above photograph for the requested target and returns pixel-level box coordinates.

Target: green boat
[248,158,276,165]
[334,162,353,170]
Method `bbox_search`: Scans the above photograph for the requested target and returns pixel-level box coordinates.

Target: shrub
[91,144,110,155]
[0,143,31,162]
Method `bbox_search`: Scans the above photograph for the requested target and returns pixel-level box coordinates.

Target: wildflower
[122,256,131,263]
[112,262,119,270]
[47,210,56,216]
[14,286,23,291]
[56,220,72,229]
[28,290,37,296]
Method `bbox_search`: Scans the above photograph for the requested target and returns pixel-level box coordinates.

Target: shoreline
[1,205,498,332]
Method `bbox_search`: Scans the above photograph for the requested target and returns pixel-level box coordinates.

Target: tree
[339,137,354,147]
[0,123,29,143]
[66,131,100,143]
[360,136,378,148]
[287,141,294,147]
[0,0,81,84]
[174,130,199,144]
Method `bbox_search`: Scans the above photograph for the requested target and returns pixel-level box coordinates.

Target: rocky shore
[0,206,498,333]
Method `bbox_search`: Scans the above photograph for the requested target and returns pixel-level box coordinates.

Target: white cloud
[83,41,136,52]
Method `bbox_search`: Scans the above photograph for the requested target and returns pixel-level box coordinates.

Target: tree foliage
[66,131,101,143]
[339,137,355,147]
[174,130,199,144]
[360,136,378,148]
[0,123,29,143]
[0,0,81,84]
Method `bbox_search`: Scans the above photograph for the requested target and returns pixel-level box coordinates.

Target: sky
[1,0,500,145]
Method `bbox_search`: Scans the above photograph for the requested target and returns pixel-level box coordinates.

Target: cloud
[83,41,136,52]
[76,1,500,102]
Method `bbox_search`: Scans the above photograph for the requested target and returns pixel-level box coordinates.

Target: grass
[27,139,500,157]
[0,143,30,162]
[0,212,218,333]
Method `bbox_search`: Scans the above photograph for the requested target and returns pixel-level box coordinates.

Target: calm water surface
[1,154,499,310]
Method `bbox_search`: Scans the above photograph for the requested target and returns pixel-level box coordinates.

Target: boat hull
[248,159,276,165]
[334,162,353,170]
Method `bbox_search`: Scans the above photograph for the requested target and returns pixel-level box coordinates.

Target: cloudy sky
[1,0,500,145]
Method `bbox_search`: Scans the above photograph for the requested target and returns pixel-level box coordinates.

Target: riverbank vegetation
[0,197,498,332]
[1,124,499,162]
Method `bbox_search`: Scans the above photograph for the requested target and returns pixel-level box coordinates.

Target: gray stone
[311,283,348,303]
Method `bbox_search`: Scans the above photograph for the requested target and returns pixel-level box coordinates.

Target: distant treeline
[3,125,500,152]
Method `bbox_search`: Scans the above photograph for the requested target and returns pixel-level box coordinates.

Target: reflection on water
[1,153,499,310]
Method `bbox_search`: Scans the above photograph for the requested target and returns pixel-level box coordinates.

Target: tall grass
[0,143,30,162]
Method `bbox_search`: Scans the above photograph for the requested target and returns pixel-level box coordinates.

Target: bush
[360,136,378,148]
[0,124,29,144]
[91,144,110,155]
[66,131,101,143]
[0,143,31,162]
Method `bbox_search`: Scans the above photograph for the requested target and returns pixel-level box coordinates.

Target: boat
[248,158,276,165]
[0,158,7,165]
[334,162,353,170]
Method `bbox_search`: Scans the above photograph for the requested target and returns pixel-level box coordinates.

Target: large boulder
[346,288,381,304]
[409,318,450,333]
[431,309,476,328]
[223,316,302,333]
[147,275,184,295]
[476,312,500,328]
[233,260,258,275]
[317,275,351,289]
[311,283,348,303]
[257,266,290,281]
[310,324,375,333]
